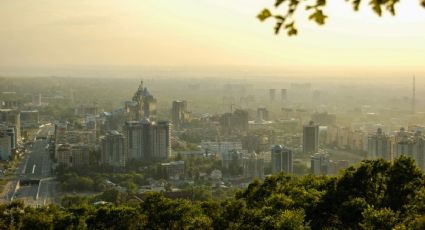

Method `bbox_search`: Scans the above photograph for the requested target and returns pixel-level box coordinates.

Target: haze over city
[1,0,425,77]
[1,1,425,229]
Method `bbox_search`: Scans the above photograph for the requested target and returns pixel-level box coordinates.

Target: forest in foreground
[1,156,425,229]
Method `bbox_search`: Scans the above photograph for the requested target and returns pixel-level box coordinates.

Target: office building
[367,128,392,160]
[271,145,293,174]
[0,109,20,141]
[100,130,126,167]
[172,100,190,128]
[303,121,319,154]
[124,119,171,162]
[242,152,264,179]
[0,131,12,160]
[310,152,330,175]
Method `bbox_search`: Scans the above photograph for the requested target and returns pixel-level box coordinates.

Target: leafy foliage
[1,156,425,229]
[259,0,425,36]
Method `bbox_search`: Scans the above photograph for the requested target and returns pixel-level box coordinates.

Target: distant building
[125,80,157,120]
[222,149,243,169]
[161,161,185,180]
[393,128,425,170]
[0,109,20,141]
[327,160,349,175]
[303,121,319,154]
[100,130,126,167]
[0,125,16,151]
[32,93,42,106]
[367,128,392,160]
[310,152,330,175]
[271,145,293,174]
[219,109,249,133]
[124,119,171,162]
[20,110,39,129]
[56,144,90,168]
[257,108,269,121]
[242,152,264,179]
[0,131,12,160]
[66,130,96,145]
[172,100,190,128]
[74,104,98,117]
[200,141,243,157]
[311,112,336,126]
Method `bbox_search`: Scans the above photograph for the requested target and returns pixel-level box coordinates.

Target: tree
[258,0,425,36]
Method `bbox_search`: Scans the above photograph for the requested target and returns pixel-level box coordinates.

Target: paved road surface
[11,124,56,206]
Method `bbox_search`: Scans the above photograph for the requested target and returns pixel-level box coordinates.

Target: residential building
[367,128,392,160]
[310,152,330,175]
[303,121,319,154]
[243,152,264,179]
[100,130,126,167]
[172,100,190,128]
[124,119,171,162]
[271,145,293,174]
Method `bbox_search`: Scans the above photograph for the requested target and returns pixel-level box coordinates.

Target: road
[10,124,56,206]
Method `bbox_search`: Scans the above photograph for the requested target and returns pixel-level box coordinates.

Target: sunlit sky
[0,0,424,77]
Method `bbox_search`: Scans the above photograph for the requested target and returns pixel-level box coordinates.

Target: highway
[11,124,56,206]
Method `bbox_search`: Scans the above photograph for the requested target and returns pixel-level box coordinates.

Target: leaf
[308,9,327,25]
[258,9,272,22]
[275,0,286,7]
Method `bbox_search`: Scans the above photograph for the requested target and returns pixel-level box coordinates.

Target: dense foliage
[3,156,425,229]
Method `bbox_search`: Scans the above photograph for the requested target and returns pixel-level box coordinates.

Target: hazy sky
[0,0,424,77]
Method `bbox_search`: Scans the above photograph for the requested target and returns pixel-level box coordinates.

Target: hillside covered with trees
[2,156,425,229]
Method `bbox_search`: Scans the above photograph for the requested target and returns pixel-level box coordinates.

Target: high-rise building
[219,109,249,134]
[172,100,189,128]
[303,121,319,154]
[126,81,157,120]
[367,128,392,160]
[32,93,42,106]
[393,128,425,170]
[257,108,269,121]
[100,130,126,167]
[0,131,12,160]
[124,119,171,162]
[232,109,249,132]
[310,152,330,175]
[0,109,20,141]
[243,152,264,179]
[271,145,293,174]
